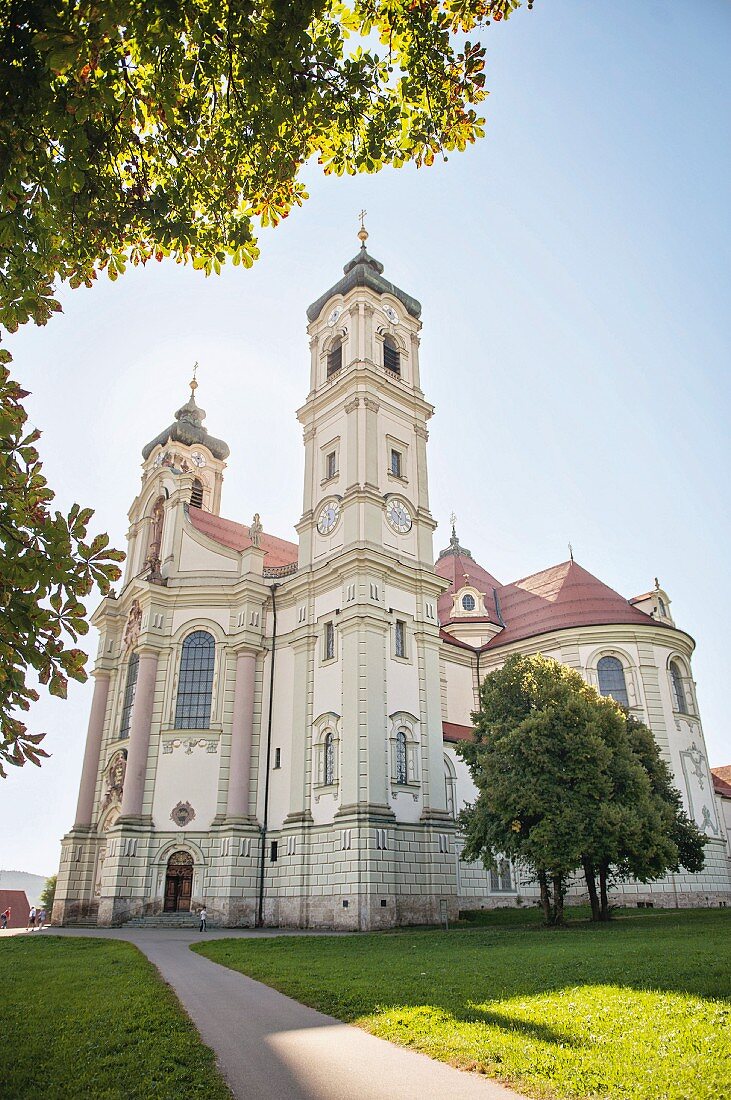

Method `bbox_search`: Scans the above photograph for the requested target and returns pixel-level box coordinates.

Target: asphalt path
[40,927,528,1100]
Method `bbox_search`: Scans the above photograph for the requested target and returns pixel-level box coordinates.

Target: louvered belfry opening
[383,336,400,375]
[190,478,204,509]
[327,338,342,378]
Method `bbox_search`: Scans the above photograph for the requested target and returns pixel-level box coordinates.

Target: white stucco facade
[54,242,731,930]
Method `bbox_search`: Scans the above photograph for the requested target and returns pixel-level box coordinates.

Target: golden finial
[449,511,457,540]
[357,209,368,245]
[190,362,199,397]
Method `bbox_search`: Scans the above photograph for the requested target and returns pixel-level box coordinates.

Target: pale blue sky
[4,1,730,875]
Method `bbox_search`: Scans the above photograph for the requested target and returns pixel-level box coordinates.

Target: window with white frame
[119,653,139,739]
[390,449,402,477]
[395,730,408,784]
[314,721,339,787]
[327,338,342,377]
[490,857,514,892]
[324,621,335,661]
[597,655,629,708]
[323,731,335,786]
[669,660,689,714]
[383,335,400,375]
[394,619,406,659]
[174,631,215,729]
[325,450,337,480]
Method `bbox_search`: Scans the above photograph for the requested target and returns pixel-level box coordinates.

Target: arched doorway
[164,851,193,912]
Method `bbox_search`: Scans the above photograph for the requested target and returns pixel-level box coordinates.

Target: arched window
[670,660,688,714]
[444,754,457,820]
[324,731,335,786]
[174,631,215,729]
[395,730,408,784]
[597,656,629,707]
[383,336,400,375]
[327,338,342,378]
[658,596,667,617]
[119,653,139,738]
[190,479,204,509]
[461,593,476,611]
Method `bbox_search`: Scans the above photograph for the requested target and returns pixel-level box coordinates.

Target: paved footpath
[46,926,528,1100]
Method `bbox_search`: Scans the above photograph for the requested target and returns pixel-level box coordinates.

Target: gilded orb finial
[357,209,368,244]
[190,362,199,397]
[449,511,457,540]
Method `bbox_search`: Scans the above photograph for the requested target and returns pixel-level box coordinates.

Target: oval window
[461,593,476,611]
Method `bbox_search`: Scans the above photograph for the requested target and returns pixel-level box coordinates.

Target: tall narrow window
[324,731,335,785]
[325,451,336,480]
[324,621,335,661]
[597,656,629,707]
[670,661,688,714]
[119,653,139,739]
[383,336,400,375]
[658,596,667,617]
[390,449,402,477]
[490,858,513,892]
[327,338,342,378]
[174,631,215,729]
[395,619,406,659]
[190,479,204,509]
[395,730,407,784]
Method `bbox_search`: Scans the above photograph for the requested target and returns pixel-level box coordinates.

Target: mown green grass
[195,908,731,1100]
[0,936,231,1099]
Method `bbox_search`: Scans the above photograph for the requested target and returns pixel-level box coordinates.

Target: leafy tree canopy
[459,654,706,924]
[0,367,123,776]
[40,872,57,912]
[0,1,529,774]
[1,0,527,333]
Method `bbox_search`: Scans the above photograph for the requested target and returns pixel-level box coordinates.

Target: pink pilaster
[226,650,257,820]
[73,672,111,827]
[120,650,159,819]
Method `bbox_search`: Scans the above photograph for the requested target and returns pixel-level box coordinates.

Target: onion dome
[307,225,421,322]
[142,373,230,461]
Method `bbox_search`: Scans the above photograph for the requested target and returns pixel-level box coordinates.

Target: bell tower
[297,225,437,570]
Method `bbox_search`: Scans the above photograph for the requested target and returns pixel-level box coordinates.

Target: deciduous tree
[0,1,529,773]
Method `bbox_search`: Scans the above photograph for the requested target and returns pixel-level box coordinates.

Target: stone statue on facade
[249,513,263,548]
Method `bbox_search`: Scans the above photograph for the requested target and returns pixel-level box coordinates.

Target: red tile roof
[0,890,30,929]
[443,721,474,743]
[435,551,503,627]
[483,560,656,650]
[436,548,661,652]
[712,768,731,798]
[188,509,298,569]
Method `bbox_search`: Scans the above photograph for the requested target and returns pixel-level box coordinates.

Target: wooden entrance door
[163,851,193,912]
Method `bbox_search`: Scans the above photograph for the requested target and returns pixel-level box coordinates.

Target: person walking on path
[27,906,36,931]
[199,907,208,932]
[1,908,9,930]
[37,908,47,930]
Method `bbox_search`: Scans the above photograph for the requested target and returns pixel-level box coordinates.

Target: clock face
[190,451,206,468]
[383,305,398,324]
[385,499,412,534]
[317,499,341,535]
[327,306,342,327]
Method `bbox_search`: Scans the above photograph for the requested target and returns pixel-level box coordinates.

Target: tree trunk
[599,861,611,921]
[582,857,601,921]
[552,873,564,926]
[538,869,552,925]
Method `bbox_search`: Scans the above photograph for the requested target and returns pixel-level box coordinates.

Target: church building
[53,232,731,928]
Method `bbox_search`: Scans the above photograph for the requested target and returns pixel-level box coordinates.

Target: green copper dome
[306,245,422,322]
[142,387,230,461]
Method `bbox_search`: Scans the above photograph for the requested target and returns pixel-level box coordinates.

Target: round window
[461,593,476,611]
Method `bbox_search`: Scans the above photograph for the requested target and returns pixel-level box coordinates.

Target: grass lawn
[195,907,731,1100]
[0,936,231,1099]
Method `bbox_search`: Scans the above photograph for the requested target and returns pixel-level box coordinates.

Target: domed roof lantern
[142,366,230,461]
[306,216,422,322]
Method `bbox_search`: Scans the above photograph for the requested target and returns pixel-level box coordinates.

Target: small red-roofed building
[0,890,30,930]
[54,239,731,930]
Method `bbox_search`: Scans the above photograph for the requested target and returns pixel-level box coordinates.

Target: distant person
[27,906,36,931]
[37,908,47,930]
[1,908,9,930]
[199,906,207,932]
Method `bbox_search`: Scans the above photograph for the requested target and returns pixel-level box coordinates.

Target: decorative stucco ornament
[170,801,196,827]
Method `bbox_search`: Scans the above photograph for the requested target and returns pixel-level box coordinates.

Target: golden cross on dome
[568,541,574,563]
[450,511,457,539]
[357,209,368,244]
[190,362,199,396]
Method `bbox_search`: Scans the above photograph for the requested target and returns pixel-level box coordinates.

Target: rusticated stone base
[97,895,145,926]
[51,898,100,926]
